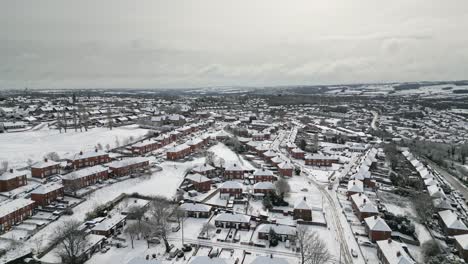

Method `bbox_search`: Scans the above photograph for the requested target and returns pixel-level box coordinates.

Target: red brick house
[62,165,109,192]
[293,197,312,221]
[219,181,243,198]
[66,150,110,169]
[131,140,159,154]
[257,224,296,242]
[107,157,150,177]
[0,198,36,232]
[166,144,191,160]
[364,216,392,242]
[31,158,60,178]
[270,156,284,168]
[186,173,212,192]
[253,181,275,195]
[454,234,468,262]
[214,213,250,229]
[253,168,277,183]
[376,239,416,264]
[31,182,64,207]
[0,169,27,192]
[262,150,277,163]
[438,210,468,236]
[278,162,294,177]
[192,164,216,177]
[350,193,379,221]
[290,148,305,159]
[305,154,339,167]
[179,203,212,218]
[347,180,364,197]
[224,163,245,180]
[187,138,205,152]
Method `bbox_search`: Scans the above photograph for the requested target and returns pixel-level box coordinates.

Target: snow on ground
[208,143,255,170]
[0,125,149,167]
[33,157,204,258]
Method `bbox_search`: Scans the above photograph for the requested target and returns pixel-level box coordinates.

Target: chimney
[9,168,13,173]
[95,148,98,152]
[303,197,306,201]
[44,158,48,163]
[396,251,401,257]
[79,151,83,155]
[363,199,366,203]
[270,254,273,258]
[388,238,392,244]
[353,181,356,185]
[374,215,378,219]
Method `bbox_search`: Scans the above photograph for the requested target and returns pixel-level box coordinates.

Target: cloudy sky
[1,0,468,89]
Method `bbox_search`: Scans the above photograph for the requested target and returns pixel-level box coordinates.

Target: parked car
[351,249,358,258]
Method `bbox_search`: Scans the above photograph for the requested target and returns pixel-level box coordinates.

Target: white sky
[1,0,468,89]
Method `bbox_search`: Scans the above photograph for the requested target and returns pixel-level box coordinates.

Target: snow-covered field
[0,125,149,168]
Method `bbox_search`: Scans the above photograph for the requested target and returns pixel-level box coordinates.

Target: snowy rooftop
[0,198,35,218]
[92,214,127,232]
[224,163,244,171]
[192,164,215,173]
[350,193,378,213]
[0,169,26,181]
[253,181,275,190]
[219,181,243,189]
[347,180,364,193]
[31,159,60,169]
[107,157,150,169]
[253,168,274,177]
[215,213,250,223]
[186,173,211,183]
[179,202,212,212]
[189,256,232,264]
[66,150,108,161]
[364,216,392,232]
[294,197,311,210]
[376,239,416,264]
[31,182,63,194]
[455,234,468,250]
[62,165,108,180]
[257,224,296,236]
[438,210,468,231]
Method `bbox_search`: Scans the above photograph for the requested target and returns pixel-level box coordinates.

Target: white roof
[225,163,244,171]
[427,185,446,198]
[376,240,415,264]
[364,216,392,232]
[167,144,190,153]
[455,233,468,250]
[0,198,35,218]
[0,169,26,181]
[179,203,212,212]
[192,164,215,173]
[347,180,364,193]
[278,162,293,170]
[215,213,250,223]
[62,165,108,180]
[66,150,108,161]
[219,181,243,190]
[189,257,230,264]
[31,182,63,194]
[257,224,296,236]
[31,159,60,169]
[351,193,378,213]
[92,214,127,232]
[253,181,275,190]
[253,168,274,177]
[127,257,163,264]
[249,256,291,264]
[294,197,311,210]
[438,210,468,231]
[107,157,149,169]
[186,173,211,183]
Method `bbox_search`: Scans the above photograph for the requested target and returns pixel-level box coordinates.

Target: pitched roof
[364,216,392,232]
[215,213,250,223]
[438,210,468,231]
[186,173,211,183]
[376,240,416,264]
[219,181,243,189]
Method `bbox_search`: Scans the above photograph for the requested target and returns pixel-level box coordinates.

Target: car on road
[351,249,358,258]
[359,241,376,248]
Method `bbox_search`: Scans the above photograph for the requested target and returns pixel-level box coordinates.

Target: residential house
[179,203,212,218]
[293,197,312,221]
[257,224,296,242]
[438,210,468,236]
[219,181,243,199]
[350,193,379,221]
[31,182,64,207]
[31,158,60,178]
[278,162,294,177]
[0,198,36,232]
[214,213,250,229]
[62,165,109,192]
[107,157,150,177]
[376,239,416,264]
[0,169,27,192]
[224,163,245,180]
[66,149,110,169]
[364,216,392,242]
[253,168,277,183]
[186,174,212,192]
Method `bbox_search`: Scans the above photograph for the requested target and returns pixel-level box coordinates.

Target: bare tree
[105,144,111,151]
[205,151,215,166]
[125,222,140,249]
[115,137,120,148]
[56,112,63,133]
[62,108,67,133]
[296,225,333,264]
[44,152,60,162]
[79,106,89,132]
[0,161,9,174]
[106,107,113,130]
[148,196,175,252]
[275,178,291,198]
[96,143,103,151]
[127,205,147,234]
[53,220,89,264]
[201,222,215,239]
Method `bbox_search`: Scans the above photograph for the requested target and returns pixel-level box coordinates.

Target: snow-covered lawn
[0,125,149,167]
